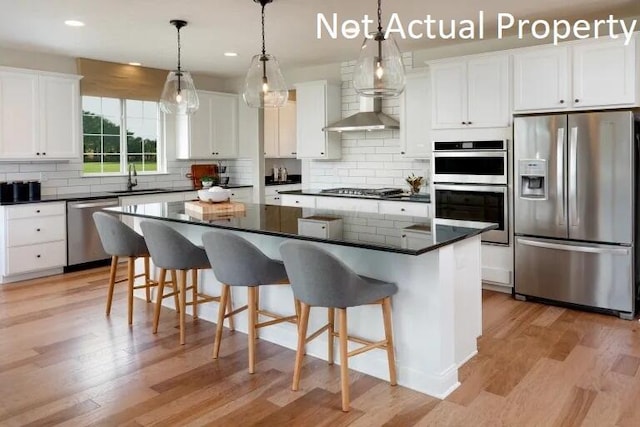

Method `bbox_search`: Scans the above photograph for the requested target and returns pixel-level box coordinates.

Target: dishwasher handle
[68,200,119,209]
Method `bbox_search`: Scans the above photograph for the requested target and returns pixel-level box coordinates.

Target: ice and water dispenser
[519,160,547,199]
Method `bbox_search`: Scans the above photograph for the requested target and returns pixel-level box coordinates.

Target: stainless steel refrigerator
[513,111,638,319]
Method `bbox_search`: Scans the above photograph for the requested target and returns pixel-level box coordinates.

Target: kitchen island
[106,202,496,398]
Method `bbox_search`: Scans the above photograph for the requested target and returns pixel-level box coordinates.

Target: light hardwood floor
[1,266,640,426]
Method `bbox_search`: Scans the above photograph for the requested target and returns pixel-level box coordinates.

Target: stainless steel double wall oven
[433,140,509,245]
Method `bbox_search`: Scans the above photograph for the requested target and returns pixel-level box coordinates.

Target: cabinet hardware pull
[402,234,406,238]
[321,226,325,229]
[36,152,40,155]
[295,201,300,203]
[401,151,405,154]
[461,121,466,125]
[36,254,41,258]
[36,210,41,213]
[43,153,46,155]
[467,122,472,125]
[574,99,580,103]
[36,228,41,232]
[400,208,405,212]
[560,100,565,104]
[320,152,325,155]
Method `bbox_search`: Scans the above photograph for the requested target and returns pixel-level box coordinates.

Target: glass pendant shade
[160,70,199,114]
[353,33,406,97]
[243,54,288,108]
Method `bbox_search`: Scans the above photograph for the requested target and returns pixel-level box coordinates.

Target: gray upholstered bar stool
[93,212,157,325]
[280,240,398,412]
[139,221,233,345]
[202,229,300,374]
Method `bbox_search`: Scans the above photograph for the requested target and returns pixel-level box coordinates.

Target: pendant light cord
[377,0,383,66]
[377,0,382,33]
[261,3,266,57]
[176,23,183,93]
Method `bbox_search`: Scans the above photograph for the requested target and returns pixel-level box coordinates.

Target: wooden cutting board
[184,200,245,214]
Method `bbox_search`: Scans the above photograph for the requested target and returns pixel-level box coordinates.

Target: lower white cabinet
[280,194,316,208]
[282,194,432,218]
[0,201,67,282]
[298,216,343,239]
[264,184,302,206]
[379,200,430,217]
[401,226,433,250]
[228,187,253,203]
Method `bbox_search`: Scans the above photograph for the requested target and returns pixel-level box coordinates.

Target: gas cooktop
[320,187,404,198]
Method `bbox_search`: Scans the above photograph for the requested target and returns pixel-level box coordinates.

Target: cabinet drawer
[6,202,65,219]
[7,215,66,247]
[379,201,430,217]
[315,196,378,213]
[5,240,66,275]
[281,195,316,208]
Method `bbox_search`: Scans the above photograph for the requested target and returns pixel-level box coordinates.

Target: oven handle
[433,151,507,158]
[433,184,507,194]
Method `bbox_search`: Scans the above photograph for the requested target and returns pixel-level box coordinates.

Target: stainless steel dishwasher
[66,198,120,267]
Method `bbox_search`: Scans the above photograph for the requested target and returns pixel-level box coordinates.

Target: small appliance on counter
[0,181,41,202]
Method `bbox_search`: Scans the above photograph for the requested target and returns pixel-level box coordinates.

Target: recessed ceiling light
[64,20,85,27]
[224,52,238,57]
[128,62,142,66]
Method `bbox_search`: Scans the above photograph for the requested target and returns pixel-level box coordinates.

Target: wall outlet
[40,172,48,182]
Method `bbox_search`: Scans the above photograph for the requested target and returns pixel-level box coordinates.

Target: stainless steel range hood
[323,97,399,132]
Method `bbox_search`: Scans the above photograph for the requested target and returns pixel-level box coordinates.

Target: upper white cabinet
[295,80,341,159]
[0,68,81,160]
[177,90,238,160]
[400,71,431,159]
[430,53,510,129]
[513,36,637,112]
[264,101,297,158]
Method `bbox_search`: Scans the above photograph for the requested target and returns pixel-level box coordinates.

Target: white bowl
[198,186,230,203]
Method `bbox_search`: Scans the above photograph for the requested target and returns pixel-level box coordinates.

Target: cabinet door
[467,54,510,127]
[431,61,466,129]
[211,93,238,158]
[263,107,279,157]
[0,71,39,158]
[278,101,297,158]
[39,75,80,159]
[264,194,281,205]
[513,46,569,111]
[296,83,327,158]
[400,72,431,158]
[572,37,637,107]
[188,92,213,158]
[298,219,329,238]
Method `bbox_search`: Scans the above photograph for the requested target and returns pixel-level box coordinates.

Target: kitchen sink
[109,188,170,194]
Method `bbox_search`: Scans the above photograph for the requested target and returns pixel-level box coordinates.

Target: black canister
[0,182,13,203]
[13,182,29,202]
[28,181,41,201]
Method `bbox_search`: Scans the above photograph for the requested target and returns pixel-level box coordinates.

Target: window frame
[81,96,166,176]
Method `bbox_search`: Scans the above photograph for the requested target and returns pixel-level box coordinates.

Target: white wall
[304,53,430,191]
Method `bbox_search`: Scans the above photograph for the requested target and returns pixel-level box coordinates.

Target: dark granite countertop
[0,185,253,206]
[278,189,431,203]
[107,201,494,255]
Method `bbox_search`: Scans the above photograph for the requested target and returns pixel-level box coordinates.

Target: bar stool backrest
[139,221,209,270]
[202,230,287,286]
[93,211,148,257]
[279,241,370,308]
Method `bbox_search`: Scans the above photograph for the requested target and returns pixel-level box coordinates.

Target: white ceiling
[0,0,638,78]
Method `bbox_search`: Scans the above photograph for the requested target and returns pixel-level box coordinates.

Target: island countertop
[106,201,496,255]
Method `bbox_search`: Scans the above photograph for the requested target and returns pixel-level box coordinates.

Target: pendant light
[243,0,288,108]
[353,0,405,97]
[160,20,199,115]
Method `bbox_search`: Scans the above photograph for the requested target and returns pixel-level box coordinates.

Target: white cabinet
[295,81,341,159]
[513,45,569,111]
[401,226,432,250]
[228,187,253,203]
[513,36,638,112]
[379,200,430,217]
[177,91,238,160]
[430,54,510,129]
[264,184,302,205]
[264,101,297,158]
[315,196,379,213]
[400,71,431,159]
[280,194,316,208]
[298,216,343,239]
[0,202,67,282]
[0,68,81,160]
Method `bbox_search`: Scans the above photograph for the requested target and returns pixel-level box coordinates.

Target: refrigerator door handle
[568,126,579,227]
[517,238,630,256]
[556,127,565,226]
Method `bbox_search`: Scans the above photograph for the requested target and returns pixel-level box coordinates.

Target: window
[82,96,163,174]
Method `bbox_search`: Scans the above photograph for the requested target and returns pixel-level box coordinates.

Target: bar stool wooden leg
[247,287,258,373]
[106,255,118,315]
[292,302,310,391]
[338,308,350,412]
[226,292,235,331]
[144,256,151,302]
[212,284,230,359]
[168,270,179,313]
[192,269,199,319]
[179,270,188,345]
[381,297,397,386]
[127,257,135,325]
[153,269,167,333]
[328,307,335,365]
[254,287,260,340]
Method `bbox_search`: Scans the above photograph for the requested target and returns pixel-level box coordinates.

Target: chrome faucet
[127,163,138,191]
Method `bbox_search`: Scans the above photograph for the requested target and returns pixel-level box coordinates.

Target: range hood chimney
[323,97,399,132]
